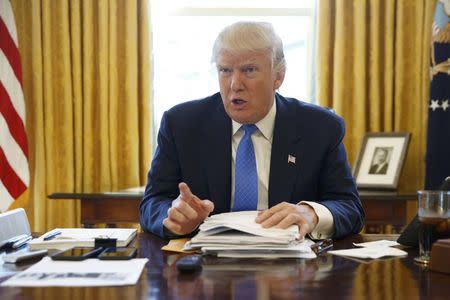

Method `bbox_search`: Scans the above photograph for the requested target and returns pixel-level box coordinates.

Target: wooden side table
[359,190,416,234]
[48,187,144,227]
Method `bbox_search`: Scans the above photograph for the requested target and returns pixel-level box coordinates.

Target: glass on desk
[414,190,450,264]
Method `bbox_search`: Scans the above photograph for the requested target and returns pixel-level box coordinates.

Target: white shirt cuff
[299,201,334,239]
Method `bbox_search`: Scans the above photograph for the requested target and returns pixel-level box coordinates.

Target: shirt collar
[232,98,277,142]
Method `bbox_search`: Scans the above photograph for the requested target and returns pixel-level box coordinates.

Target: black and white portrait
[354,133,410,189]
[368,147,393,175]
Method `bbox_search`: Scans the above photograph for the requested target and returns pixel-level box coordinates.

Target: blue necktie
[233,124,258,211]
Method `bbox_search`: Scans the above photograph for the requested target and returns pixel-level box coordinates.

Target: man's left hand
[255,202,318,238]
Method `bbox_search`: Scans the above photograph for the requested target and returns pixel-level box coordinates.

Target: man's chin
[230,116,255,124]
[227,110,259,124]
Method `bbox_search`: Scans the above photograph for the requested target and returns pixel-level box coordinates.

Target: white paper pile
[184,211,316,258]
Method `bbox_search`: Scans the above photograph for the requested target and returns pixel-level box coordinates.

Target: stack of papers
[29,228,137,251]
[184,211,316,258]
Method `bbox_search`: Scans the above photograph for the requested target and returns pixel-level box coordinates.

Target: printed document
[1,257,148,287]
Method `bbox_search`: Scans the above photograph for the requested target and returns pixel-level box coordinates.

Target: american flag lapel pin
[288,154,296,164]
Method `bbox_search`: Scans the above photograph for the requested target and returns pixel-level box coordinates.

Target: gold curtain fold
[317,0,435,194]
[11,0,152,231]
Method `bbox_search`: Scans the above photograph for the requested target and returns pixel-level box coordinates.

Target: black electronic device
[51,247,104,261]
[440,176,450,190]
[176,255,203,273]
[98,247,137,260]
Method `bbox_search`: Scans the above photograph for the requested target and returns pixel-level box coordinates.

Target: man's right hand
[163,182,214,235]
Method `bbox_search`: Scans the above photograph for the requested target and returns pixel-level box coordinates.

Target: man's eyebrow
[240,62,258,67]
[217,61,259,69]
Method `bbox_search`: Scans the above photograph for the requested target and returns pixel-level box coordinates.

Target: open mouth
[231,99,246,105]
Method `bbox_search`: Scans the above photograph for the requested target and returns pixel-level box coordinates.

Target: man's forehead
[217,50,271,66]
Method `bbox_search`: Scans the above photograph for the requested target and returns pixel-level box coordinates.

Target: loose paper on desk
[184,211,316,258]
[1,257,148,287]
[353,240,400,248]
[328,246,407,259]
[29,228,137,250]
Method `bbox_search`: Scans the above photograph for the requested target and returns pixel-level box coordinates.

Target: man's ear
[274,70,285,90]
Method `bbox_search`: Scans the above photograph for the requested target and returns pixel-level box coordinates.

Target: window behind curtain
[150,0,317,139]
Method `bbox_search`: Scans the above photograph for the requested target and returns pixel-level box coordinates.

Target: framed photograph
[353,132,411,189]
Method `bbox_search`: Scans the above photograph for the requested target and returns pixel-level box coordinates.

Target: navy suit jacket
[140,93,365,239]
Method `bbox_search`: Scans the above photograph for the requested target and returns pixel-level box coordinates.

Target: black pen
[43,231,62,241]
[310,238,333,255]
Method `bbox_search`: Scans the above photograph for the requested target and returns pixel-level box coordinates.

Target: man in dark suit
[140,21,365,240]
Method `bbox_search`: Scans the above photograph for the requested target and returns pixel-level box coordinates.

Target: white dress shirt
[230,100,334,239]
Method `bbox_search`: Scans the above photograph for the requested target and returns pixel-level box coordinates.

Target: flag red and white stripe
[0,0,29,212]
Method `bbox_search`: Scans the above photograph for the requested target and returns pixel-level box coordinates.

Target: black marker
[43,231,62,241]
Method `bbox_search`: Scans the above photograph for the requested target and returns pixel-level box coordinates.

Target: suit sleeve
[140,112,181,238]
[318,118,365,239]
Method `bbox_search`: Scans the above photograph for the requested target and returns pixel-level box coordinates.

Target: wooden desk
[49,189,417,231]
[1,233,449,300]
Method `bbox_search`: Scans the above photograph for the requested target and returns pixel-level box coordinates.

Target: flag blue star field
[425,1,450,189]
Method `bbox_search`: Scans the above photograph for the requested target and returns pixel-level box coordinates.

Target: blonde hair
[212,21,286,73]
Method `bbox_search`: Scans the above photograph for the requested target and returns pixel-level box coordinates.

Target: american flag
[0,0,29,212]
[425,1,450,189]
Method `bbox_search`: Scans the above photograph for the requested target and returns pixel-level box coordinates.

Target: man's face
[374,149,387,164]
[216,50,283,124]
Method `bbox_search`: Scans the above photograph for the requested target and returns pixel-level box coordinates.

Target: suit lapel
[201,96,232,213]
[269,94,302,207]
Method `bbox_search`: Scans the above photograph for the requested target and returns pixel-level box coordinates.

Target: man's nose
[230,72,244,92]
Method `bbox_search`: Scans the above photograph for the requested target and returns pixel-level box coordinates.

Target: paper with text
[1,257,148,287]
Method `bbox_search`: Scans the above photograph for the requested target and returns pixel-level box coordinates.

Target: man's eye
[244,67,257,73]
[219,68,232,74]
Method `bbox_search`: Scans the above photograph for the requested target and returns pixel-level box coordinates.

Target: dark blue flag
[425,1,450,189]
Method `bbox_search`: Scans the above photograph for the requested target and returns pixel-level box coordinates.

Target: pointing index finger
[178,182,192,200]
[178,182,207,211]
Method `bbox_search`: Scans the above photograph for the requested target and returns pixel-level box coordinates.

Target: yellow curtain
[11,0,151,231]
[317,0,435,192]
